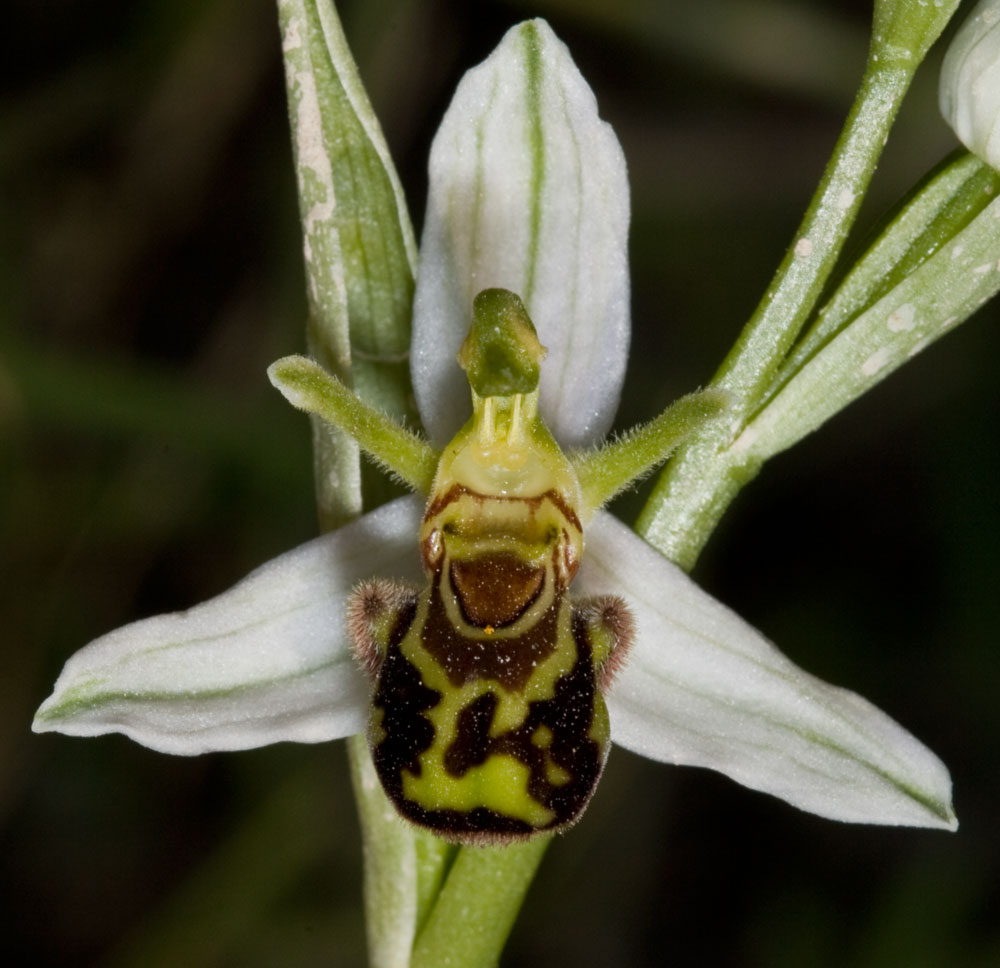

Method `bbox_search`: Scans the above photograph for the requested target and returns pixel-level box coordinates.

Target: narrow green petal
[411,19,630,448]
[268,355,439,494]
[584,512,956,830]
[33,498,424,754]
[574,389,733,512]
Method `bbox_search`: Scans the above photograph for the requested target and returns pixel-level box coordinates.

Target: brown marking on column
[423,483,582,534]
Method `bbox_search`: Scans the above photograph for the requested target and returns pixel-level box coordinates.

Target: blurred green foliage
[3,0,998,965]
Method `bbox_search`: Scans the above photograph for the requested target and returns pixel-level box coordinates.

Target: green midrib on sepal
[521,21,545,306]
[632,659,956,829]
[34,657,351,725]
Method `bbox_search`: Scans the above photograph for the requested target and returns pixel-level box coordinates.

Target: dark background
[3,0,998,965]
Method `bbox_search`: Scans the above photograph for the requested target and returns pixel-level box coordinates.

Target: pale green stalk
[410,837,550,968]
[348,735,454,968]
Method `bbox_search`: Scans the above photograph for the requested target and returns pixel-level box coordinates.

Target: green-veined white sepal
[411,19,630,449]
[33,501,422,755]
[583,513,957,831]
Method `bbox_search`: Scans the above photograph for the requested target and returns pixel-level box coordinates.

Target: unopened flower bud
[941,0,1000,168]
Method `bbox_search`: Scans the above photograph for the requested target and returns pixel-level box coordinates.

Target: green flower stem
[738,191,1000,462]
[872,0,960,62]
[348,733,548,968]
[410,836,550,968]
[774,152,998,393]
[349,736,455,968]
[413,831,458,940]
[268,355,438,494]
[574,388,732,512]
[637,44,921,571]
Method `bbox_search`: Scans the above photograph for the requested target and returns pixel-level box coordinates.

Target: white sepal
[33,498,424,755]
[583,511,957,830]
[940,0,1000,169]
[412,18,630,449]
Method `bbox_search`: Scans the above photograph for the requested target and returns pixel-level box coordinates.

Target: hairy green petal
[269,355,438,494]
[574,389,733,512]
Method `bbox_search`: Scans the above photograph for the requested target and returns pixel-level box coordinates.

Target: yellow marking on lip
[402,753,555,826]
[544,758,572,787]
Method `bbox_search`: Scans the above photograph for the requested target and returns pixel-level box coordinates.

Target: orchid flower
[33,17,955,841]
[34,0,994,961]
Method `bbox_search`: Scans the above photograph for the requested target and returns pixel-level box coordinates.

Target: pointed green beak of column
[458,289,547,397]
